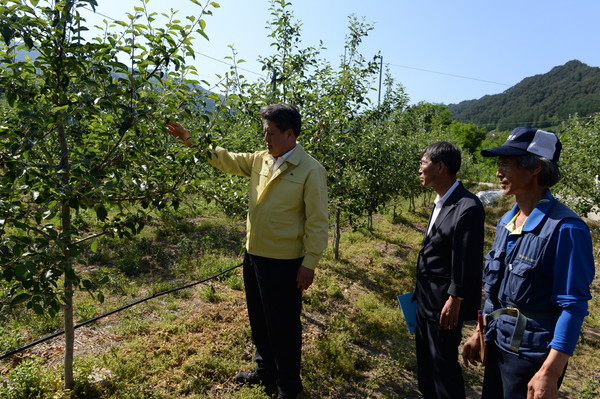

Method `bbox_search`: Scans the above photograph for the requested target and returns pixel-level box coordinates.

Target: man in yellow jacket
[167,104,328,399]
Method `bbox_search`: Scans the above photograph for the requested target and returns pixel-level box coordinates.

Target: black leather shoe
[234,369,261,385]
[234,369,275,386]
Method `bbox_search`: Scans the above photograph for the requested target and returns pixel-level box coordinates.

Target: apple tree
[0,0,219,389]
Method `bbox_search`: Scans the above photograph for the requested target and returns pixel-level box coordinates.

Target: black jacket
[415,182,485,322]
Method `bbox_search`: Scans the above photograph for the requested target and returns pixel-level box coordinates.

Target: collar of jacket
[261,143,305,170]
[500,189,554,232]
[426,182,465,233]
[257,143,306,203]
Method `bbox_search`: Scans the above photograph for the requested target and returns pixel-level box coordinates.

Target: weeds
[0,359,52,399]
[0,199,598,399]
[199,285,220,303]
[0,327,22,355]
[75,300,98,323]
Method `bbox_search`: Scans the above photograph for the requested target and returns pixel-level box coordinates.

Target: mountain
[447,60,600,131]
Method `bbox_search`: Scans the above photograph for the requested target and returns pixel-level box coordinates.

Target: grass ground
[1,196,599,398]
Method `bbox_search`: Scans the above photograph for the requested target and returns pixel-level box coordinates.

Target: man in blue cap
[462,127,595,399]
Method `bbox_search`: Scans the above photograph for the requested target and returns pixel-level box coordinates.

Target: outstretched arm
[166,121,195,146]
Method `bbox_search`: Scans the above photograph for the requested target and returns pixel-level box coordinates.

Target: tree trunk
[333,208,341,260]
[63,279,74,390]
[52,2,75,389]
[58,122,74,390]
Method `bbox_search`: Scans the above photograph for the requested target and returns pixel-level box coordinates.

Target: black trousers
[243,252,303,397]
[482,342,567,399]
[416,312,465,399]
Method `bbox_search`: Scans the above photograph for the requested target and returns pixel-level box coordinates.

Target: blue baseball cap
[480,127,561,163]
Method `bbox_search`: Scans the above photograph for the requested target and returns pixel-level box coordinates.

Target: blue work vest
[482,192,581,363]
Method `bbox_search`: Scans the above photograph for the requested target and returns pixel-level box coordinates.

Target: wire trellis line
[0,262,243,361]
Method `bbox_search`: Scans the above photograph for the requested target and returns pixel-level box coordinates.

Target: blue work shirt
[483,190,594,361]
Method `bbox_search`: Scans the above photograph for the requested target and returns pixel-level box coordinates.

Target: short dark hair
[422,141,462,176]
[259,104,302,137]
[517,154,561,187]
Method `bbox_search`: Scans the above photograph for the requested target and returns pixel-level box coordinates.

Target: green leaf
[197,29,209,41]
[1,24,14,46]
[32,303,44,315]
[11,292,31,305]
[23,35,34,49]
[95,205,107,221]
[90,240,98,253]
[82,279,95,290]
[52,105,69,113]
[12,244,24,257]
[49,300,60,316]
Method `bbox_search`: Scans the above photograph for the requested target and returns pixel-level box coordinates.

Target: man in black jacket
[414,141,485,399]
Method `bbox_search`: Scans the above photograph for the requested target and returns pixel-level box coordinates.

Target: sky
[79,0,600,105]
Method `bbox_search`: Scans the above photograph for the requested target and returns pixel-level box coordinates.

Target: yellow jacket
[208,143,328,269]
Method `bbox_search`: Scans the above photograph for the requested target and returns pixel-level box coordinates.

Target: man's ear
[437,161,447,173]
[531,161,544,177]
[284,128,296,138]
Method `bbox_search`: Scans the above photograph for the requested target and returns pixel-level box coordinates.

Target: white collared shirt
[427,180,460,235]
[271,144,297,173]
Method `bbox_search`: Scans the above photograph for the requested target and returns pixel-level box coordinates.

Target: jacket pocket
[483,249,504,294]
[269,213,300,242]
[506,235,546,305]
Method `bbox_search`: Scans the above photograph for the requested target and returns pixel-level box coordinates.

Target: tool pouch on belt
[486,307,560,354]
[486,307,527,353]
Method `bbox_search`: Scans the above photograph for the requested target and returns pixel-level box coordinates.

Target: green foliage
[448,120,487,156]
[308,316,362,381]
[0,0,217,313]
[0,194,596,397]
[555,114,600,215]
[0,359,52,399]
[199,284,220,303]
[0,0,222,388]
[579,379,600,399]
[354,292,404,342]
[0,326,22,355]
[75,299,97,322]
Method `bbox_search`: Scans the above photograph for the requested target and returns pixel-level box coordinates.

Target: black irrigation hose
[0,262,243,361]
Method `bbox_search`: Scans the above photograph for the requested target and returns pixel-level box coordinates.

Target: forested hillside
[448,60,600,130]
